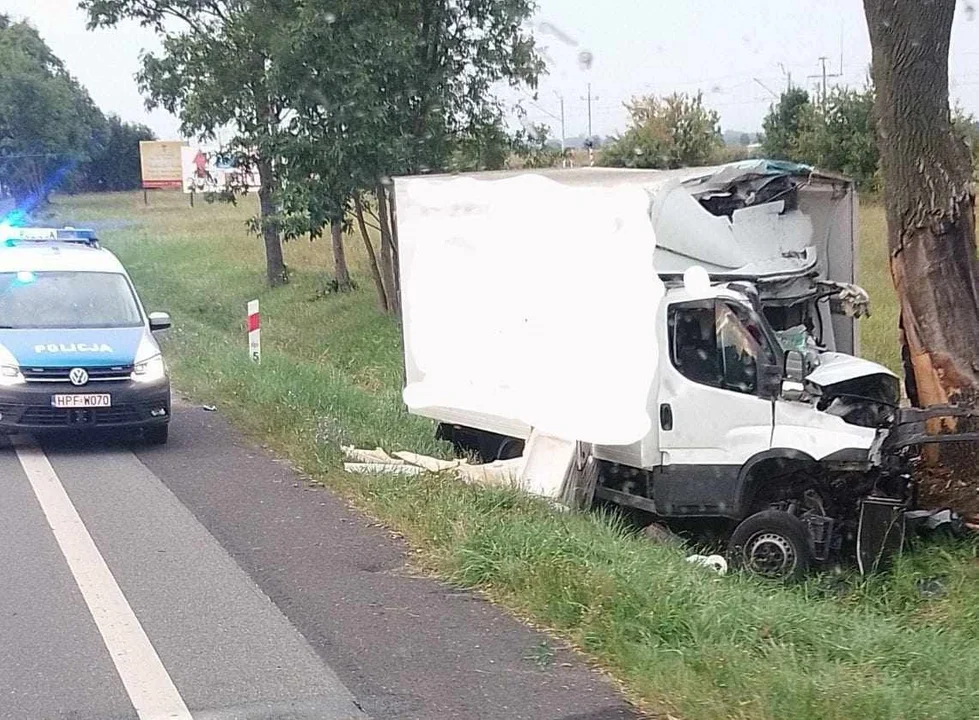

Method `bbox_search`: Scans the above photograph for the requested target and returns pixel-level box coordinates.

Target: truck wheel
[728,510,813,581]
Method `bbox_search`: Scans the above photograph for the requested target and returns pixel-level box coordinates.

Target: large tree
[274,0,542,315]
[81,0,291,287]
[0,15,105,208]
[864,0,979,511]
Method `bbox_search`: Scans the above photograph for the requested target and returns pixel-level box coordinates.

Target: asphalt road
[0,400,639,720]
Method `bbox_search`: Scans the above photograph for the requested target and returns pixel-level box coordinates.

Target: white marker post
[247,300,261,363]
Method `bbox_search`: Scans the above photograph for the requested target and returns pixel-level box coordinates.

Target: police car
[0,226,171,444]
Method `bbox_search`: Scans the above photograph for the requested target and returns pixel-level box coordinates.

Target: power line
[807,56,843,109]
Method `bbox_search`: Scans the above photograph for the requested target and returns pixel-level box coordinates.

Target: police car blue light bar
[2,227,100,247]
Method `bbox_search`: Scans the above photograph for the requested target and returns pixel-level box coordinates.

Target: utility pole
[779,62,793,91]
[581,83,599,140]
[807,56,842,109]
[555,92,566,151]
[581,83,599,166]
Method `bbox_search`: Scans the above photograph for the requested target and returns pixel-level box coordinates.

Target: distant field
[43,190,979,720]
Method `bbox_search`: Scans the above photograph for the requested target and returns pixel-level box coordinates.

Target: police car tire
[144,425,169,445]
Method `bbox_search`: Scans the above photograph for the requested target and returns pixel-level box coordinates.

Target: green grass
[44,190,979,719]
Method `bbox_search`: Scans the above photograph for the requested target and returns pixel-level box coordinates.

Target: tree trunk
[256,157,287,287]
[375,184,401,318]
[865,0,979,512]
[330,220,352,291]
[354,193,389,312]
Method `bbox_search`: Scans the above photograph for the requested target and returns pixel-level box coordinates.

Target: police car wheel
[144,425,169,446]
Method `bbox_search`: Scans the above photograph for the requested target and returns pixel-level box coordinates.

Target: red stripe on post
[247,314,260,332]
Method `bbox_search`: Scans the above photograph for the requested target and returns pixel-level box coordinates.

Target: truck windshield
[0,271,143,329]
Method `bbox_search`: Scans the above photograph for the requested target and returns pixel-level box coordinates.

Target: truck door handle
[660,403,673,431]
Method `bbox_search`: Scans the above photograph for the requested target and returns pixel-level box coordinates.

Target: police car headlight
[0,365,24,386]
[0,345,24,386]
[132,355,167,383]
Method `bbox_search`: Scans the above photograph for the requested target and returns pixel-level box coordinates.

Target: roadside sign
[139,141,187,190]
[247,300,261,363]
[182,146,260,194]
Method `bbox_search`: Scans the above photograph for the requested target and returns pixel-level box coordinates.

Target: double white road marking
[13,437,193,720]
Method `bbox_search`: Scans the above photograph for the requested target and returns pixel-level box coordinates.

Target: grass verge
[46,190,979,720]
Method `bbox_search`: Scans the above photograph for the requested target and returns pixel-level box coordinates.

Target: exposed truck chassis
[591,404,979,578]
[440,405,979,580]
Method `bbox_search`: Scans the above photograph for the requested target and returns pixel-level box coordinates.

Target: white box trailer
[393,163,912,579]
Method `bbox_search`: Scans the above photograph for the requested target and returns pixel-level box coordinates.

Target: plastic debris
[685,554,729,575]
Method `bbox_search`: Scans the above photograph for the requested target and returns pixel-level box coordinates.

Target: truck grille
[21,366,133,383]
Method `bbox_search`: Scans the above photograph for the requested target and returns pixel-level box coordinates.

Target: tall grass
[46,190,979,719]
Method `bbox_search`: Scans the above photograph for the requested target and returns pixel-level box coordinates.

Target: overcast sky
[4,0,979,141]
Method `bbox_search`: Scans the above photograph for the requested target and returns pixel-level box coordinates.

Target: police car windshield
[0,271,143,329]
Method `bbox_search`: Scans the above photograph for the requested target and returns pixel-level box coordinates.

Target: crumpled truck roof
[401,160,853,283]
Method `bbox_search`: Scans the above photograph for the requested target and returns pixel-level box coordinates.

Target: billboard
[139,141,187,189]
[181,146,261,193]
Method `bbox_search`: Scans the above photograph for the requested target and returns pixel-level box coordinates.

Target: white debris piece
[342,433,598,509]
[341,446,405,464]
[343,462,425,476]
[685,554,729,575]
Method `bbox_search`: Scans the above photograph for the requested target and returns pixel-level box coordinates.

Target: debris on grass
[685,554,729,575]
[341,444,522,487]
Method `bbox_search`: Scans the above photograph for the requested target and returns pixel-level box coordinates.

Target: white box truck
[392,162,965,579]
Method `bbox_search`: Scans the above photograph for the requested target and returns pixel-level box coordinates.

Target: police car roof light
[1,227,100,248]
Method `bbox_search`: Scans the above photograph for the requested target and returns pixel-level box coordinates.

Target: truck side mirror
[783,349,805,382]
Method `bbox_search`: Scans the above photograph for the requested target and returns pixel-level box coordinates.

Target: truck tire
[728,509,813,581]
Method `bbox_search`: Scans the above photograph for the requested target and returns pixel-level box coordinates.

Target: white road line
[13,437,193,720]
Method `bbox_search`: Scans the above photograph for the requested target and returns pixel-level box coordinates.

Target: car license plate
[52,394,111,409]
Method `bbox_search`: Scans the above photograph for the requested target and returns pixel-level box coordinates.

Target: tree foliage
[761,88,811,161]
[74,115,156,192]
[272,0,543,310]
[0,14,105,206]
[599,92,722,169]
[81,0,292,286]
[761,87,880,189]
[510,124,563,169]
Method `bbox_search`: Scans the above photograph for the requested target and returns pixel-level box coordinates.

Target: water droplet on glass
[577,50,594,71]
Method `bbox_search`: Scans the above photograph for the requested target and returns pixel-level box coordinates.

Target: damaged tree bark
[864,0,979,512]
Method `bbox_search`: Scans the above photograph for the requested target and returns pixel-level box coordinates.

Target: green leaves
[0,15,107,204]
[762,87,881,190]
[600,91,722,169]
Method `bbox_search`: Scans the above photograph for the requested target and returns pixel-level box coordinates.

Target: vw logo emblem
[69,368,89,386]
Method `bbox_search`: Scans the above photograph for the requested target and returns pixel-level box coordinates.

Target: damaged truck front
[393,164,921,580]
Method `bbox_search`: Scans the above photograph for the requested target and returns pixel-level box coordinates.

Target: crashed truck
[392,160,975,580]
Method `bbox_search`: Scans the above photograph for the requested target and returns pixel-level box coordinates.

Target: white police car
[0,226,171,444]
